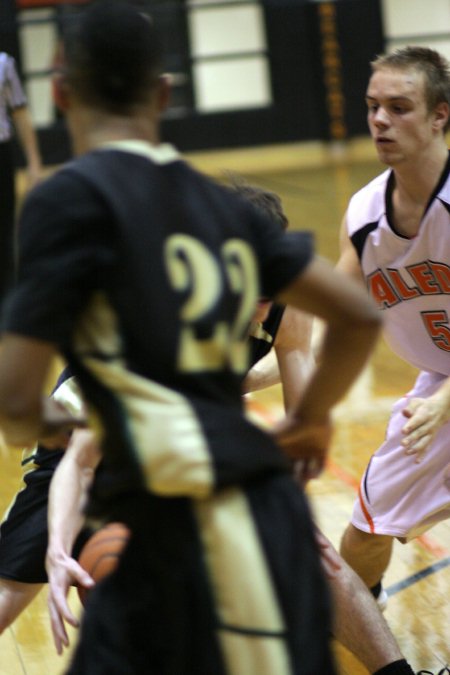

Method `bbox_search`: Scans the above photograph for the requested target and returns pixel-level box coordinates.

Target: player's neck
[392,141,448,204]
[68,105,160,156]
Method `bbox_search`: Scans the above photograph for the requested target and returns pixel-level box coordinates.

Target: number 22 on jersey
[165,234,259,374]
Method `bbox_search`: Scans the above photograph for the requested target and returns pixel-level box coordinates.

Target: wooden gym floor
[0,137,449,674]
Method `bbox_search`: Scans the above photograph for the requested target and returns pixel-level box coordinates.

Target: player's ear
[156,73,171,113]
[51,42,71,113]
[52,71,71,113]
[432,101,450,132]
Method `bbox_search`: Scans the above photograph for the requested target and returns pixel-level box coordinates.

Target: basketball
[77,522,131,605]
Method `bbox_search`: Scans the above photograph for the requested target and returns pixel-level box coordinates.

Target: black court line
[386,556,450,597]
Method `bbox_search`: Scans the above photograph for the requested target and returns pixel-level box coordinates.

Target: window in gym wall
[17,8,58,126]
[381,0,450,60]
[187,0,271,113]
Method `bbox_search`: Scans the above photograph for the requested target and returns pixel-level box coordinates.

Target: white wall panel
[188,1,271,112]
[193,56,271,112]
[382,0,450,41]
[189,4,265,57]
[18,9,57,123]
[26,77,53,126]
[19,9,57,72]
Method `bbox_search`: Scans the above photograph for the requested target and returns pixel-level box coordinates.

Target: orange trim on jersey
[358,484,376,533]
[326,458,375,532]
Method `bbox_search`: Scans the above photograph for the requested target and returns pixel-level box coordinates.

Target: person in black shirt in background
[0,51,42,302]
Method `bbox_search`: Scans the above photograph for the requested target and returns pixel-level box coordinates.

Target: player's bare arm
[274,255,381,475]
[243,307,314,408]
[336,212,367,284]
[0,335,86,447]
[46,428,101,654]
[242,349,279,394]
[310,212,368,363]
[274,306,315,412]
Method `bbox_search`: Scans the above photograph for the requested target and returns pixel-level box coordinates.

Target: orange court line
[415,533,450,559]
[245,398,279,425]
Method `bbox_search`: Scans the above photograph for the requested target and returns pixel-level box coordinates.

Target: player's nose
[373,106,390,126]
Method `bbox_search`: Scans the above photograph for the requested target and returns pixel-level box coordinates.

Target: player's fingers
[292,460,307,487]
[401,414,432,442]
[305,457,324,480]
[292,457,323,482]
[69,560,95,589]
[401,397,422,419]
[48,597,70,655]
[401,408,430,435]
[77,574,96,592]
[403,434,432,461]
[49,581,80,626]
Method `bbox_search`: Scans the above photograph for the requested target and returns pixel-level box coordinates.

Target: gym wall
[7,0,450,164]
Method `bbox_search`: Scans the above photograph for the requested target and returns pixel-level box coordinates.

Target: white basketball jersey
[346,164,450,376]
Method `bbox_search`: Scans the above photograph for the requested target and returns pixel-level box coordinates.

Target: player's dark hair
[371,46,450,130]
[228,177,289,231]
[61,0,164,114]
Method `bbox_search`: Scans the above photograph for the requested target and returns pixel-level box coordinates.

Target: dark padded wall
[12,0,384,164]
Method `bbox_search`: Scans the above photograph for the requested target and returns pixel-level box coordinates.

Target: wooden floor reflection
[1,137,449,674]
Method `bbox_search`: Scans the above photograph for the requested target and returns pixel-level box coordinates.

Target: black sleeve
[2,169,115,346]
[243,202,314,298]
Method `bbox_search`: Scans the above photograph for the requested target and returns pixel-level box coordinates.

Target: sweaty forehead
[366,67,426,101]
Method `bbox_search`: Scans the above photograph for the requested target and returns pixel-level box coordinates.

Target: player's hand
[272,413,333,480]
[46,550,94,654]
[401,394,450,462]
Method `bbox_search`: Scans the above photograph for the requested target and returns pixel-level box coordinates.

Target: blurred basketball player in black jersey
[0,2,380,673]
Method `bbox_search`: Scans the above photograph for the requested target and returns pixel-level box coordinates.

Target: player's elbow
[344,302,382,351]
[351,297,382,333]
[0,388,37,420]
[340,304,382,366]
[0,392,41,447]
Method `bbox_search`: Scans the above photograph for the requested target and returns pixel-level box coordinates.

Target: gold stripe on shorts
[194,487,292,675]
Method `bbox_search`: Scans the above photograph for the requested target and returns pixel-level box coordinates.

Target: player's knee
[0,610,14,634]
[0,582,42,632]
[340,523,366,556]
[341,524,389,554]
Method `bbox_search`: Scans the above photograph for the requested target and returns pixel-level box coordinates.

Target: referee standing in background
[0,51,42,304]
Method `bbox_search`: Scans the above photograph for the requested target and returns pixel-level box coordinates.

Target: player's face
[366,67,437,167]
